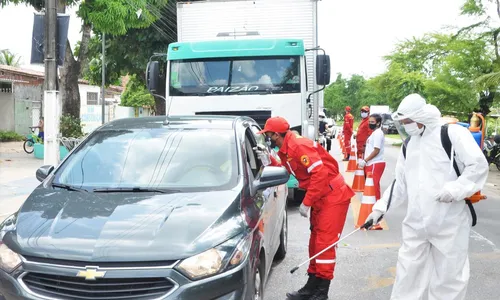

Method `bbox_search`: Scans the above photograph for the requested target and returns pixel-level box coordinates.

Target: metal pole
[101,32,106,125]
[45,0,57,91]
[312,0,319,140]
[43,0,60,166]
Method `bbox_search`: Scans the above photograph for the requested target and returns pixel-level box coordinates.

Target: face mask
[266,136,277,148]
[361,112,369,118]
[369,123,377,130]
[403,122,424,136]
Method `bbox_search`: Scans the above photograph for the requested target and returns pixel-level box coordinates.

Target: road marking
[365,267,396,290]
[470,230,497,251]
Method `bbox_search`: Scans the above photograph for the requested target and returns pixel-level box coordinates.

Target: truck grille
[195,110,272,128]
[21,272,176,299]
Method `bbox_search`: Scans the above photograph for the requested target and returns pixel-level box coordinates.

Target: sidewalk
[0,142,44,222]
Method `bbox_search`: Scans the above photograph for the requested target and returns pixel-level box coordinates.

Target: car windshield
[170,56,300,96]
[53,128,238,192]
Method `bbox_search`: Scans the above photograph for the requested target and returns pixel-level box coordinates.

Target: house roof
[0,65,124,93]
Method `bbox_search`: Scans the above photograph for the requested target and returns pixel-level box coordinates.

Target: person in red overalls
[356,106,373,159]
[342,106,354,161]
[254,116,355,300]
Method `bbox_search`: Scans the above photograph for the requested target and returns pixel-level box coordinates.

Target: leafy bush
[0,131,24,142]
[60,114,84,138]
[120,74,155,108]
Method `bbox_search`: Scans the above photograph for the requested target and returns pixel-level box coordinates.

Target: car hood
[5,187,245,262]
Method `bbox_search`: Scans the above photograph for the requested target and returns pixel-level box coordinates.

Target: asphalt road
[265,138,500,300]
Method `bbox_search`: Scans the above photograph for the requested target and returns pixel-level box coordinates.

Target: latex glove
[299,203,310,218]
[358,159,366,168]
[364,210,383,229]
[253,144,271,165]
[435,189,455,203]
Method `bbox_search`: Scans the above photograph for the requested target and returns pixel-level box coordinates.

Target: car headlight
[176,233,253,280]
[0,243,22,273]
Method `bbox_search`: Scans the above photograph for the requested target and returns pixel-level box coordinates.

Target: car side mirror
[316,54,331,86]
[146,61,160,93]
[36,165,54,182]
[254,166,290,191]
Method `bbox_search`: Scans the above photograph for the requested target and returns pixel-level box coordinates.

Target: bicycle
[23,127,43,154]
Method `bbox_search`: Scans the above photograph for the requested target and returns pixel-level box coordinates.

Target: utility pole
[101,32,106,125]
[43,0,61,166]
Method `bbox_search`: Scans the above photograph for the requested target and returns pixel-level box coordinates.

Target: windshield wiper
[52,183,88,192]
[92,187,180,194]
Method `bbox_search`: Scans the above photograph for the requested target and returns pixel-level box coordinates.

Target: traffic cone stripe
[346,145,357,172]
[361,195,376,204]
[351,166,365,192]
[356,172,381,229]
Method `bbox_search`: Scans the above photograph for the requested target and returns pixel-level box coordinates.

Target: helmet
[345,106,351,112]
[494,134,500,144]
[319,111,326,118]
[361,106,369,112]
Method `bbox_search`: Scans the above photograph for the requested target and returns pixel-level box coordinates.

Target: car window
[53,128,238,191]
[250,125,266,145]
[245,128,263,178]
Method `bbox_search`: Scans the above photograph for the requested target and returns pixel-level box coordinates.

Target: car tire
[275,208,288,260]
[293,189,306,204]
[253,258,265,300]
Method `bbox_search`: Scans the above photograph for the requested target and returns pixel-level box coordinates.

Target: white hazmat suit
[366,94,489,300]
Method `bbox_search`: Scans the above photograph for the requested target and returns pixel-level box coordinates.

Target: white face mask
[361,112,369,118]
[403,122,424,136]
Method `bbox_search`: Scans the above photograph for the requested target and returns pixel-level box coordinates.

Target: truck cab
[145,0,330,202]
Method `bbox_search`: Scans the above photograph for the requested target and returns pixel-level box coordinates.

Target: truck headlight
[176,233,253,280]
[0,243,22,273]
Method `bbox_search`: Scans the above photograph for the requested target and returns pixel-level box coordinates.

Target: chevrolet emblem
[76,267,106,280]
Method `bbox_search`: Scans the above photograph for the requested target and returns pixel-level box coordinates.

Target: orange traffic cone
[351,166,365,192]
[356,172,382,229]
[346,145,357,172]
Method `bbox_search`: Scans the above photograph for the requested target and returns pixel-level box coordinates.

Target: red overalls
[343,113,354,159]
[270,132,355,280]
[356,117,373,158]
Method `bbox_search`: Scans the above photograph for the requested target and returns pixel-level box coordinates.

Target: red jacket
[356,117,373,152]
[343,113,354,136]
[270,131,349,207]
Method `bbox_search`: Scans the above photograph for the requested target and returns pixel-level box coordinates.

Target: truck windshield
[170,56,300,96]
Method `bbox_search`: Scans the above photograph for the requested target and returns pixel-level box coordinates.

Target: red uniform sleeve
[293,144,330,207]
[270,155,281,167]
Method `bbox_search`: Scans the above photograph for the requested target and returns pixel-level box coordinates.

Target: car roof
[98,115,255,131]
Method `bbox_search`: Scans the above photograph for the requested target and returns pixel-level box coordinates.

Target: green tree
[120,74,155,110]
[324,73,387,120]
[0,49,21,66]
[372,31,495,116]
[0,0,169,119]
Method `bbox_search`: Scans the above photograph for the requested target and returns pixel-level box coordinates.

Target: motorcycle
[483,134,500,171]
[318,132,327,149]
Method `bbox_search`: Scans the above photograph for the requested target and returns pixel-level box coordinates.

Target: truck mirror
[316,55,331,86]
[146,61,160,93]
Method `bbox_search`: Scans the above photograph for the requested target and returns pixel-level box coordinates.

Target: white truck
[146,0,331,201]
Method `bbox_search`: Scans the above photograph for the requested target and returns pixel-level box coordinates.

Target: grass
[0,131,24,142]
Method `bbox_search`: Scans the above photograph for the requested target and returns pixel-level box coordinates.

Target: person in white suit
[365,93,489,300]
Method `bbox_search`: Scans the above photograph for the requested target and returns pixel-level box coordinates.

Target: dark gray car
[0,115,289,300]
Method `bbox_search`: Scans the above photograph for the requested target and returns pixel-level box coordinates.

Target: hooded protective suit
[368,94,489,300]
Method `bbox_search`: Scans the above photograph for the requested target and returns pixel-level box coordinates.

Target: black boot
[309,278,331,300]
[286,273,318,300]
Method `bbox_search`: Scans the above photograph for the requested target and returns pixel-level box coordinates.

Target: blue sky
[0,0,486,78]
